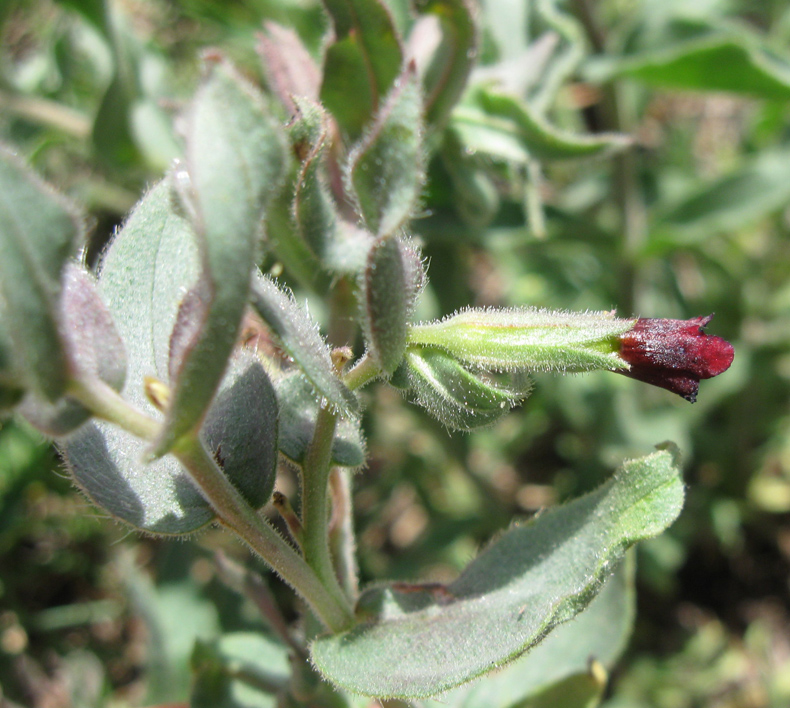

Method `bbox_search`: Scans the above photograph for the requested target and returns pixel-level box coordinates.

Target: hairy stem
[176,437,354,633]
[70,376,354,632]
[343,351,383,390]
[300,405,351,612]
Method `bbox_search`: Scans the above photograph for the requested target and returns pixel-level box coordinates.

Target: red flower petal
[617,315,734,402]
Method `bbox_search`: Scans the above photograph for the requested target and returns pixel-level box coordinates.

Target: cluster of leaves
[2,0,790,706]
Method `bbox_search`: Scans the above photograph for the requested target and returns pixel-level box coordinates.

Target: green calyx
[409,307,635,374]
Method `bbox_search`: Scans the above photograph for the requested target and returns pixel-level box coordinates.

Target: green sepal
[401,346,532,431]
[409,307,634,374]
[311,447,684,698]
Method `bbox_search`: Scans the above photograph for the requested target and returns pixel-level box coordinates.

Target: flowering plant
[0,0,739,705]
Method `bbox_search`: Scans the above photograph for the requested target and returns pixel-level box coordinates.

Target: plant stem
[343,352,382,390]
[176,437,354,633]
[70,376,354,632]
[300,405,352,613]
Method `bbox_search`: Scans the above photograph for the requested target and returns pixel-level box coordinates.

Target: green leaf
[451,88,631,163]
[426,557,635,708]
[152,57,287,457]
[191,633,291,708]
[249,272,358,416]
[60,182,277,534]
[414,0,479,131]
[409,307,633,374]
[360,235,425,375]
[347,64,424,238]
[311,447,684,698]
[63,351,278,535]
[19,264,127,437]
[584,17,790,100]
[319,0,403,138]
[276,372,366,468]
[399,346,532,431]
[650,148,790,250]
[0,145,83,401]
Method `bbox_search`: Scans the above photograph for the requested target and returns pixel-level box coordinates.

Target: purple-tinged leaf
[0,145,83,401]
[258,22,321,116]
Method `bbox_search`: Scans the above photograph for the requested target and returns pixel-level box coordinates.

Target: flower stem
[343,352,382,390]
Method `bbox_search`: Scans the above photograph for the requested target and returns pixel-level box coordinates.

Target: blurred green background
[1,0,789,706]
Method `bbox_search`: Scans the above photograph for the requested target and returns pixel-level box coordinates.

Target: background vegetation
[1,0,789,706]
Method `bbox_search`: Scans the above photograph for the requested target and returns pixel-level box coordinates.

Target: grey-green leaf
[0,145,83,401]
[426,556,635,708]
[311,447,684,698]
[347,64,424,237]
[63,352,278,535]
[249,271,358,416]
[152,57,287,457]
[360,235,425,375]
[451,88,630,163]
[59,181,277,534]
[319,0,403,138]
[276,372,366,468]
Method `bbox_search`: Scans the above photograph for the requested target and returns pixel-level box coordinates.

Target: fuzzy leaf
[360,236,425,375]
[0,145,83,401]
[320,0,403,137]
[585,17,790,100]
[347,64,424,237]
[426,556,635,708]
[414,0,479,131]
[191,633,290,708]
[249,271,358,416]
[409,307,634,374]
[19,264,127,437]
[63,352,278,535]
[60,181,277,534]
[152,58,287,457]
[311,447,684,698]
[275,372,366,467]
[399,346,532,431]
[451,88,630,163]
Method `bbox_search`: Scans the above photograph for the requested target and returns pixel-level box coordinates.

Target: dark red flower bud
[617,315,734,402]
